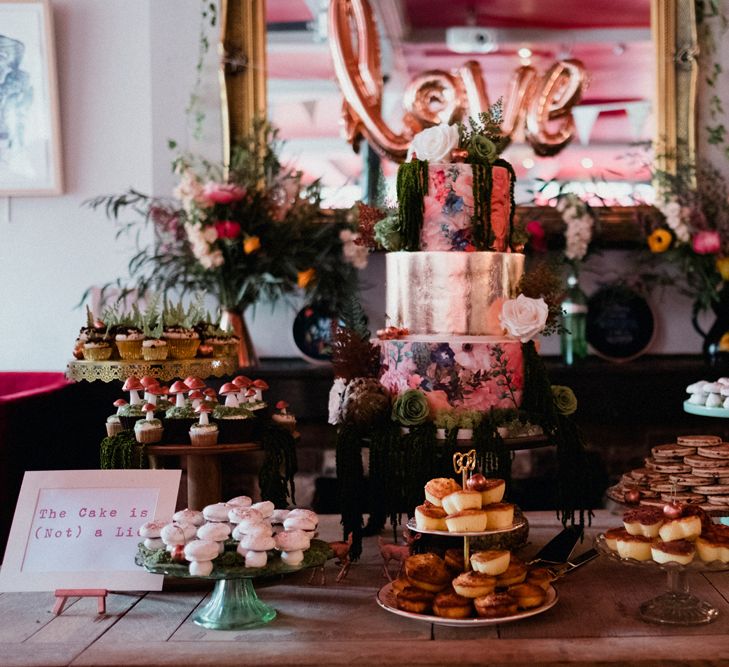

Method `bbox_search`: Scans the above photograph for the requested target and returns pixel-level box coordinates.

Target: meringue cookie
[197,521,231,541]
[238,534,275,552]
[227,495,253,508]
[704,382,722,393]
[228,506,264,524]
[245,550,268,568]
[283,516,317,533]
[275,529,311,552]
[706,393,723,408]
[143,537,164,550]
[189,560,214,576]
[250,500,275,518]
[287,508,318,525]
[686,381,708,394]
[138,520,166,538]
[173,508,205,526]
[689,393,707,405]
[280,549,304,566]
[161,522,195,546]
[184,539,219,562]
[232,522,272,541]
[202,502,231,522]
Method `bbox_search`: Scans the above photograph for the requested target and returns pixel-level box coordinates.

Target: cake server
[530,525,583,566]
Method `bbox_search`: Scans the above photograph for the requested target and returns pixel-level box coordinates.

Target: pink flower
[202,182,247,205]
[407,373,423,389]
[452,171,474,210]
[526,220,547,253]
[693,230,721,255]
[215,220,241,239]
[425,390,450,413]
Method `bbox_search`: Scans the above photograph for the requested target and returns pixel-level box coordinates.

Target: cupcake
[213,382,255,443]
[272,400,296,433]
[162,297,203,359]
[76,306,108,359]
[164,380,195,444]
[118,376,146,430]
[106,398,127,437]
[83,336,113,361]
[140,293,169,360]
[114,325,144,360]
[189,404,218,446]
[143,337,168,360]
[134,404,164,443]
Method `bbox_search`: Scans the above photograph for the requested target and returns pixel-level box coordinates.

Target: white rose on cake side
[407,124,459,163]
[499,294,549,343]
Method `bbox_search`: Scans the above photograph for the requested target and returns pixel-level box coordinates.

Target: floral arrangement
[642,158,729,314]
[84,122,364,316]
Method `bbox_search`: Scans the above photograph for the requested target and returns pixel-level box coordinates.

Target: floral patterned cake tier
[379,337,523,410]
[421,163,513,252]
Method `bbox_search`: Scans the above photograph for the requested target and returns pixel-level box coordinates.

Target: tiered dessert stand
[66,357,238,383]
[376,449,558,626]
[137,539,332,630]
[594,533,728,625]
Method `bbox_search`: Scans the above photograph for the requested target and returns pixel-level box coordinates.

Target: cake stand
[66,357,238,383]
[595,533,729,625]
[683,401,729,418]
[137,539,332,630]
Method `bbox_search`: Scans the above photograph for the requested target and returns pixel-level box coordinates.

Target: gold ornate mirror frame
[218,0,698,245]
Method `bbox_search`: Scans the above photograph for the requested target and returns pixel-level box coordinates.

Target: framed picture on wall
[0,0,62,195]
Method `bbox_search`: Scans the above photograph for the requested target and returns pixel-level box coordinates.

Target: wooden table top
[2,510,729,666]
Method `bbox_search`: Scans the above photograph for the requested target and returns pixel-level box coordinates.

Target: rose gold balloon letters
[328,0,587,161]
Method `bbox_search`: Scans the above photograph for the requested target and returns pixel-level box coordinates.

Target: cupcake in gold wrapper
[142,338,168,360]
[116,339,144,359]
[166,338,200,359]
[83,341,112,361]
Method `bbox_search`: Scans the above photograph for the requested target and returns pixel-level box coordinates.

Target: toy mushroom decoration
[140,375,158,402]
[252,379,269,402]
[142,403,156,421]
[169,380,189,409]
[106,398,127,437]
[146,384,164,406]
[276,400,289,416]
[189,403,218,446]
[219,382,240,407]
[185,376,206,393]
[272,399,296,432]
[122,376,144,405]
[232,375,252,404]
[203,387,218,403]
[188,389,204,410]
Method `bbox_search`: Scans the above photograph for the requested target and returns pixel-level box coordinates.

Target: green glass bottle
[560,270,588,365]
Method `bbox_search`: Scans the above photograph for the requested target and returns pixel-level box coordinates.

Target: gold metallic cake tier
[66,357,238,383]
[385,251,524,335]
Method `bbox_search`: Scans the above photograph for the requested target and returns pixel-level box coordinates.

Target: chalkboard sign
[586,285,656,362]
[0,469,180,592]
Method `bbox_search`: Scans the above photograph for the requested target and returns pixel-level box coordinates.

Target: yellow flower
[647,228,672,253]
[243,235,261,254]
[297,268,316,288]
[717,257,729,281]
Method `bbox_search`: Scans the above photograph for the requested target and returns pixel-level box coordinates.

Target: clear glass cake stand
[595,534,727,625]
[137,539,331,630]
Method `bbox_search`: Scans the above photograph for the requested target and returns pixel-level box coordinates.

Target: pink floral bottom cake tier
[378,336,523,411]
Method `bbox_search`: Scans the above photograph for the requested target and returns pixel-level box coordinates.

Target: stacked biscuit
[607,435,729,514]
[138,496,318,576]
[603,505,729,564]
[415,477,514,533]
[391,549,552,619]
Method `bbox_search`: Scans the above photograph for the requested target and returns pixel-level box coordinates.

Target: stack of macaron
[606,435,729,514]
[137,496,319,577]
[390,550,551,619]
[602,504,729,564]
[414,476,513,533]
[686,379,729,409]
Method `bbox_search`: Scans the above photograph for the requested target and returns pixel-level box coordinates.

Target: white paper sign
[0,469,181,592]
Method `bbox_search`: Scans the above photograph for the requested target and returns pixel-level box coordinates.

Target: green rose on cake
[551,385,577,416]
[392,389,429,426]
[470,135,498,164]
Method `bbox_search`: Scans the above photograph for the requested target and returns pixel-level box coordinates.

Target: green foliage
[100,431,146,469]
[259,423,297,508]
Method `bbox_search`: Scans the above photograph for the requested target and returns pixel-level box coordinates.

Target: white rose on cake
[407,124,459,163]
[499,294,549,343]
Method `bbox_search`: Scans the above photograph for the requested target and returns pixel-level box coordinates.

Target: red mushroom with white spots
[142,403,157,421]
[122,376,144,405]
[146,384,164,406]
[276,400,289,415]
[203,387,218,403]
[185,376,206,392]
[219,382,240,408]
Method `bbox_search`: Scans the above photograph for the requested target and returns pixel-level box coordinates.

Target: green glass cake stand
[137,539,332,630]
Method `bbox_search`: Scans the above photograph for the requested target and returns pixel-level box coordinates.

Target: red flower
[215,220,241,239]
[526,220,547,253]
[693,230,721,255]
[202,182,246,205]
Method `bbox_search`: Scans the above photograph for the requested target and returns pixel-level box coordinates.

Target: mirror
[222,1,696,241]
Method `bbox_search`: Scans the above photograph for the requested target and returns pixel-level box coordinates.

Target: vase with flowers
[643,158,729,368]
[85,121,364,367]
